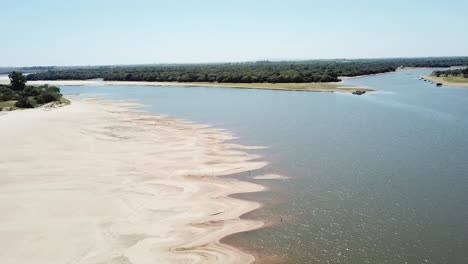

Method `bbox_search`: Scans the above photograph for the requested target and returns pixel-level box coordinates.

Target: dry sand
[0,98,268,264]
[422,75,468,88]
[0,78,370,93]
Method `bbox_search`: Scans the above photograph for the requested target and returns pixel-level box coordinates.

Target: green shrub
[0,86,16,101]
[34,85,62,104]
[22,86,41,97]
[2,82,63,109]
[35,90,61,104]
[15,96,38,108]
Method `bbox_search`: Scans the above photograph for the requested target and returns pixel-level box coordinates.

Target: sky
[1,0,468,66]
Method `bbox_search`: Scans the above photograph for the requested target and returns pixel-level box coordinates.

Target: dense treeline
[432,67,468,78]
[27,57,468,84]
[0,72,64,109]
[0,66,52,74]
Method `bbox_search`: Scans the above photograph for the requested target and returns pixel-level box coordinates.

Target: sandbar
[0,97,268,264]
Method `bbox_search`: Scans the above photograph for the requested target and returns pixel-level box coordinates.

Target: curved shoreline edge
[0,78,373,93]
[0,97,269,263]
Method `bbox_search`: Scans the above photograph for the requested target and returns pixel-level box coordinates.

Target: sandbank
[0,97,268,264]
[422,75,468,88]
[0,78,373,93]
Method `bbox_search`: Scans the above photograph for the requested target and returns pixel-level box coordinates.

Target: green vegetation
[0,101,16,109]
[0,66,51,75]
[428,67,468,86]
[432,68,468,79]
[434,75,468,83]
[425,75,468,87]
[0,72,65,110]
[59,97,71,104]
[9,71,27,91]
[27,57,468,84]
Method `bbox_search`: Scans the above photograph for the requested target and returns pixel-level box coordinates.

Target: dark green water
[61,69,468,264]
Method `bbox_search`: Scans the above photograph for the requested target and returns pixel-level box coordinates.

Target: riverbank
[0,97,268,264]
[338,67,435,81]
[422,75,468,88]
[0,78,373,93]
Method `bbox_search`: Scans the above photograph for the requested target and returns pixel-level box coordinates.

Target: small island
[0,72,68,111]
[424,68,468,88]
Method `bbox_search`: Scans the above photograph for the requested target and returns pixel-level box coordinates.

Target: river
[61,68,468,264]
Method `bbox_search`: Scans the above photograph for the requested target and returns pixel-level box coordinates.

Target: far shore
[0,97,271,264]
[338,67,437,81]
[422,75,468,88]
[0,77,373,93]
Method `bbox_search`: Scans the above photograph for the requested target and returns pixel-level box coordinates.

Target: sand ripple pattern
[0,98,267,264]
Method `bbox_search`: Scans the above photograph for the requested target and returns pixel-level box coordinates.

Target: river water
[61,68,468,264]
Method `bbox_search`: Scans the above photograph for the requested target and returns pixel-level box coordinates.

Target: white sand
[0,98,267,264]
[252,174,288,180]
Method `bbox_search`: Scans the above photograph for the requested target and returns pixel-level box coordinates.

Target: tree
[9,71,27,91]
[0,86,16,101]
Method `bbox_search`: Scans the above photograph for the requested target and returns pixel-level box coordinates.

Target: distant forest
[432,67,468,78]
[26,57,468,83]
[0,67,51,75]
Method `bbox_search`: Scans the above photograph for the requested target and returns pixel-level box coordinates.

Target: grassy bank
[0,101,16,109]
[424,75,468,88]
[1,98,71,111]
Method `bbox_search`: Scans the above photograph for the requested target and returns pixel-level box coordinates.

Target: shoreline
[0,78,373,93]
[339,66,456,81]
[422,75,468,88]
[0,97,270,263]
[338,67,426,81]
[339,71,396,80]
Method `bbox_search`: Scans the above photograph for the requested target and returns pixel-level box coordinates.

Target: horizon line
[2,55,468,68]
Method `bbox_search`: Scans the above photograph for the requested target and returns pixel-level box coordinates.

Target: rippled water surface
[61,69,468,263]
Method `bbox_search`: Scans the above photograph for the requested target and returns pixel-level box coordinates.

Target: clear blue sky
[2,0,468,66]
